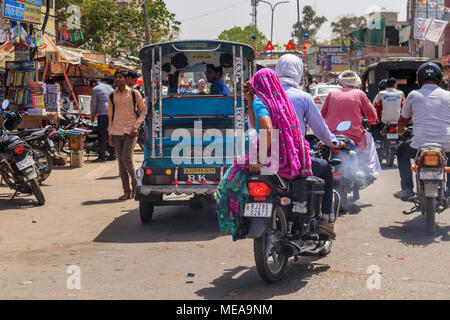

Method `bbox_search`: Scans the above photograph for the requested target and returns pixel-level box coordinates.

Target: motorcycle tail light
[13,145,25,155]
[248,182,272,197]
[333,170,343,179]
[388,126,397,133]
[423,152,439,166]
[145,169,152,175]
[314,97,321,104]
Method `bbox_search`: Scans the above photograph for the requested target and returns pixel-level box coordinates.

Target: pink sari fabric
[230,68,312,180]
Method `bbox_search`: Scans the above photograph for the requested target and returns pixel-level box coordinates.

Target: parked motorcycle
[405,144,449,235]
[375,122,401,167]
[0,109,45,205]
[10,125,60,183]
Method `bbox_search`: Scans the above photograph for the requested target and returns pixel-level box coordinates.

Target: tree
[56,0,180,58]
[218,25,268,52]
[331,15,367,44]
[291,6,327,46]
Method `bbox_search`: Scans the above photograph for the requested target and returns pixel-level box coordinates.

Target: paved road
[0,152,449,300]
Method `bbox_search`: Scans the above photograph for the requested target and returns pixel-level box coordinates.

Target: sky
[164,0,408,46]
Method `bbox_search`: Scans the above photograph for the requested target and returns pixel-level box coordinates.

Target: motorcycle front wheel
[254,206,289,283]
[31,145,53,183]
[425,197,436,236]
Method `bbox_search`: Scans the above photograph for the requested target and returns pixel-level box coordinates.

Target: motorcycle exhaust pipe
[280,241,317,257]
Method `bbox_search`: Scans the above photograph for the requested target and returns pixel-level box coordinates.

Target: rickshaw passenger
[206,64,230,95]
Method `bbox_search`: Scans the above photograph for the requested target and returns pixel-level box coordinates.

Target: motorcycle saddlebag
[290,176,325,218]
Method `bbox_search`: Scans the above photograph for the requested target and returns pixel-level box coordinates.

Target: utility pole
[142,0,151,45]
[260,0,289,43]
[410,0,416,57]
[251,0,259,29]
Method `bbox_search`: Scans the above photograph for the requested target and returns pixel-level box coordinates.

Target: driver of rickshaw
[205,64,230,95]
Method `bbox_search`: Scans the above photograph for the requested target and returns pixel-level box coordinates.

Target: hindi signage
[3,0,43,25]
[319,47,345,65]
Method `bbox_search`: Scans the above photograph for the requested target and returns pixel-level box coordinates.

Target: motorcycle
[0,115,45,206]
[320,121,376,212]
[245,166,341,283]
[10,125,62,183]
[375,122,401,168]
[405,144,449,235]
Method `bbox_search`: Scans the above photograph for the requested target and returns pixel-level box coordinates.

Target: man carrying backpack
[108,70,146,200]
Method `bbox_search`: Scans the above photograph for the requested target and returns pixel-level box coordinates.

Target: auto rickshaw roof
[139,40,255,62]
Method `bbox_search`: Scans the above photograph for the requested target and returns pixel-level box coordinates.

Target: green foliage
[331,15,367,44]
[291,6,327,46]
[56,0,180,58]
[218,25,268,52]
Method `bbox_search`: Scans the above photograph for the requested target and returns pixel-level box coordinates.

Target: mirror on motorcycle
[335,120,352,132]
[1,100,10,111]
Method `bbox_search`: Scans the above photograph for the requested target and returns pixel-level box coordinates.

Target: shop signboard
[442,55,450,67]
[3,0,43,25]
[319,47,345,65]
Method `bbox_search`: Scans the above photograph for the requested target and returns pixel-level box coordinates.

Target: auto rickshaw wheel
[139,201,154,224]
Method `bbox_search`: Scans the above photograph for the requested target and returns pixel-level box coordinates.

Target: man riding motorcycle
[372,78,405,140]
[276,54,345,239]
[321,70,381,182]
[394,62,450,200]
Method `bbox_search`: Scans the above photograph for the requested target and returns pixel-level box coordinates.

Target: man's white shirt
[401,84,450,152]
[373,88,405,124]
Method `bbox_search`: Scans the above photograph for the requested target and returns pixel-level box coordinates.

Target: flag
[341,38,348,53]
[425,19,448,43]
[414,18,432,40]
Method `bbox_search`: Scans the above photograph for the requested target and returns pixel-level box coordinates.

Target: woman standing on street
[216,68,312,240]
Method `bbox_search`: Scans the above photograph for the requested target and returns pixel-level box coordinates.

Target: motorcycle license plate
[244,203,273,218]
[387,133,398,139]
[420,168,444,180]
[16,155,35,171]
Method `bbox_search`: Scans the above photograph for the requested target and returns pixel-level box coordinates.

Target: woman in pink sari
[217,68,312,240]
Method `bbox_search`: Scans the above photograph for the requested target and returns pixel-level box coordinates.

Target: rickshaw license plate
[420,169,444,180]
[387,133,398,139]
[184,168,216,174]
[244,203,273,218]
[16,155,35,171]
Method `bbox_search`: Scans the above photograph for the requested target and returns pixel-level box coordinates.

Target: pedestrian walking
[108,70,146,200]
[91,77,116,162]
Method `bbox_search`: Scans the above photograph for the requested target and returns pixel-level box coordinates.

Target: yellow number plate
[184,168,216,174]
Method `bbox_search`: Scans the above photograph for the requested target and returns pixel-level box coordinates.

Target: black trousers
[97,115,115,159]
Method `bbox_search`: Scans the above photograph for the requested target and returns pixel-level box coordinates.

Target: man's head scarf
[275,54,304,89]
[339,70,362,88]
[230,68,312,180]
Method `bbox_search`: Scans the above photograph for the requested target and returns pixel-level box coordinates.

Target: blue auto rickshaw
[136,40,255,223]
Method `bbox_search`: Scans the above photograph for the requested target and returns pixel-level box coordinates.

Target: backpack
[109,89,139,122]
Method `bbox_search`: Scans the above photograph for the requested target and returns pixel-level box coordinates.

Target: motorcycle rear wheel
[254,206,289,283]
[425,197,436,236]
[30,178,45,205]
[386,148,395,167]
